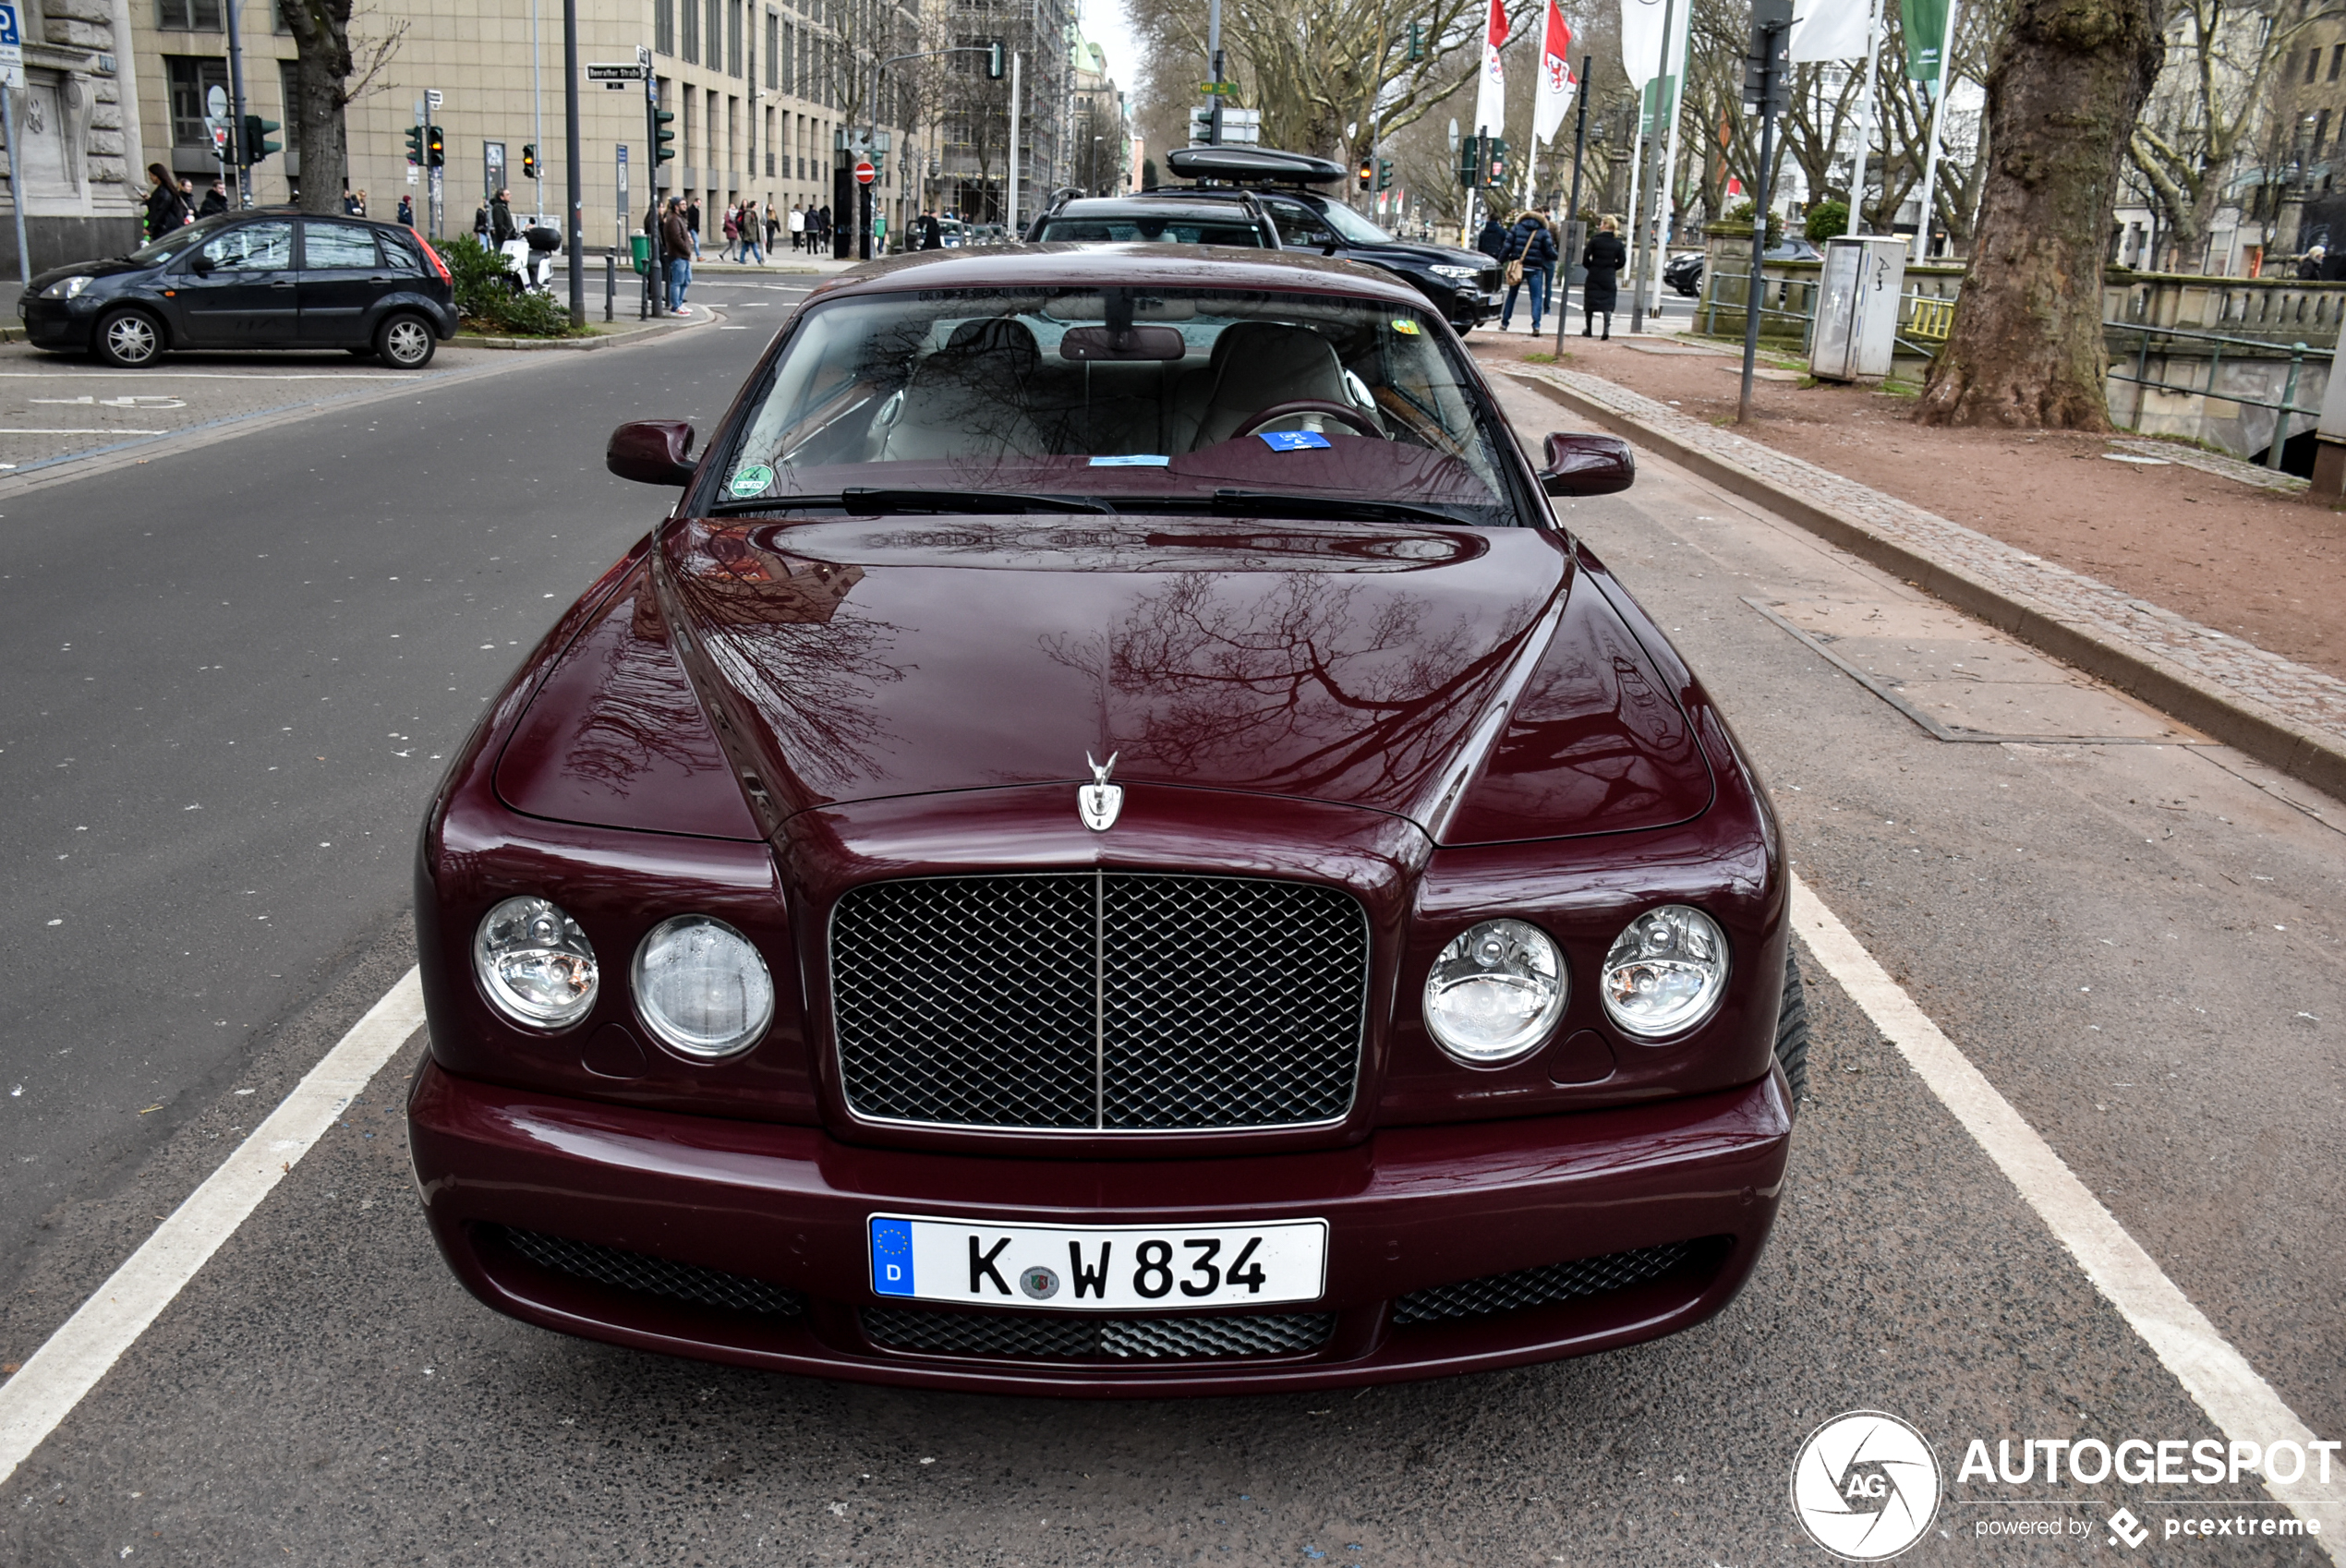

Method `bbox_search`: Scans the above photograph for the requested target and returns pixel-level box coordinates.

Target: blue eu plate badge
[870,1216,915,1296]
[1258,430,1332,451]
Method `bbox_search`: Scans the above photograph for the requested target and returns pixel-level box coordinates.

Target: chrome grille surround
[494,1225,806,1317]
[1391,1240,1704,1326]
[862,1306,1336,1360]
[830,872,1369,1132]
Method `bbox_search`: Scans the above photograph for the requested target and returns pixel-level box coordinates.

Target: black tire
[375,312,436,369]
[91,307,164,368]
[1775,949,1811,1112]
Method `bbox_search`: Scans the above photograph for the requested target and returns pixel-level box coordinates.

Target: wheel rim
[386,320,429,364]
[105,316,156,363]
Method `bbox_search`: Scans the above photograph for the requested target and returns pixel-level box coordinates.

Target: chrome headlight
[1422,918,1567,1064]
[633,915,773,1059]
[40,275,92,299]
[1600,905,1730,1039]
[474,896,599,1027]
[1429,264,1481,282]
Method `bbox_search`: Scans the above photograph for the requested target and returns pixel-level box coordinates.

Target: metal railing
[1701,268,1821,351]
[2106,320,2317,470]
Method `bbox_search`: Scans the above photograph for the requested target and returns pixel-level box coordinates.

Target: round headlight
[633,915,774,1060]
[474,896,599,1028]
[1422,918,1567,1064]
[1600,905,1730,1039]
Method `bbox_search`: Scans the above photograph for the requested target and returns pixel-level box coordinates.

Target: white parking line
[0,427,168,435]
[1791,874,2341,1556]
[0,372,437,380]
[0,968,425,1489]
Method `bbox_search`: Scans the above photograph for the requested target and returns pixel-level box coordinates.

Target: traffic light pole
[646,73,664,317]
[1206,0,1223,145]
[1738,6,1791,424]
[1554,56,1592,357]
[224,0,250,206]
[563,0,583,325]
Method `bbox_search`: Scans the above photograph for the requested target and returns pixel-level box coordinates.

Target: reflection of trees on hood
[553,585,741,799]
[1047,572,1545,803]
[665,539,912,801]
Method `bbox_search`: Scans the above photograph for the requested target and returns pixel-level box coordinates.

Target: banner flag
[1474,0,1508,134]
[1620,0,1668,86]
[1900,0,1949,82]
[1790,0,1870,62]
[1533,1,1577,144]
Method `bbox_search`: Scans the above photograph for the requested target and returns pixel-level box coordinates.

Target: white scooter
[495,214,564,296]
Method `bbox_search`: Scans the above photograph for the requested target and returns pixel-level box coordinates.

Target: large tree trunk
[1915,0,2163,428]
[280,1,356,216]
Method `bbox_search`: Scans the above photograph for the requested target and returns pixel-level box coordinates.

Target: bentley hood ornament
[1078,752,1123,832]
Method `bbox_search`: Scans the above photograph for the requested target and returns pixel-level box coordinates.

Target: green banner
[1639,75,1678,139]
[1901,0,1950,84]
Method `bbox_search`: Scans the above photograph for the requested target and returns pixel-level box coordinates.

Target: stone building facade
[0,0,146,273]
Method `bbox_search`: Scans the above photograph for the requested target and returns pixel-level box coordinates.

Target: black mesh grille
[862,1306,1335,1360]
[1392,1241,1705,1326]
[495,1226,805,1317]
[832,873,1368,1131]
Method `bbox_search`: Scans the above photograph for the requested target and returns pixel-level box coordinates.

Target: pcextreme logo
[1790,1410,1944,1562]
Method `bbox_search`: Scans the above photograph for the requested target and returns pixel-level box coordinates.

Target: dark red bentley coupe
[407,246,1802,1394]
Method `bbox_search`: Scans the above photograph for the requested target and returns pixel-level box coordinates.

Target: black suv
[18,211,460,368]
[1030,147,1502,331]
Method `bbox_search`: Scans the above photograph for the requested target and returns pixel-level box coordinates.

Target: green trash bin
[631,234,651,276]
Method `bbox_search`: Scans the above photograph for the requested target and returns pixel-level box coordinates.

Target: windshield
[123,221,221,265]
[1316,202,1394,245]
[1034,217,1265,247]
[710,286,1521,526]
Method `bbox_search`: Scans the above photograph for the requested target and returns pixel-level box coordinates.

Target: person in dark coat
[490,188,518,247]
[1475,214,1508,259]
[1580,216,1627,340]
[196,179,229,218]
[143,164,190,239]
[920,211,944,249]
[1500,212,1560,333]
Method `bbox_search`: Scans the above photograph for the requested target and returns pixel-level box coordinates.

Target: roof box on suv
[1163,146,1344,185]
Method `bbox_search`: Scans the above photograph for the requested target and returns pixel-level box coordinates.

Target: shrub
[441,234,586,337]
[1803,200,1848,243]
[1723,200,1784,249]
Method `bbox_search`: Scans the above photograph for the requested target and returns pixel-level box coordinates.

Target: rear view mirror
[1058,324,1186,361]
[607,418,698,486]
[1538,431,1635,496]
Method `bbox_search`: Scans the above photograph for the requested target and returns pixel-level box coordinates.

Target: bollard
[605,250,615,323]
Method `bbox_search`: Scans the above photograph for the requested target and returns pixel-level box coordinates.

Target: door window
[199,222,294,271]
[303,222,380,269]
[1262,199,1336,248]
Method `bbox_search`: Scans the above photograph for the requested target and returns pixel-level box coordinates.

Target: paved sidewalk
[1509,361,2346,796]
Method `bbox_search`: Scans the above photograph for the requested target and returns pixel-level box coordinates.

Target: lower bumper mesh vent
[863,1306,1334,1361]
[495,1225,805,1318]
[1392,1240,1708,1325]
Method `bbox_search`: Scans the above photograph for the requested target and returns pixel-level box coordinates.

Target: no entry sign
[853,160,876,186]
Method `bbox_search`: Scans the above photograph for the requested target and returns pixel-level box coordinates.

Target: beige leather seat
[1181,321,1349,450]
[877,317,1050,461]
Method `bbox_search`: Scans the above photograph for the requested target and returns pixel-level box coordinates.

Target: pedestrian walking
[1475,212,1508,260]
[920,210,944,250]
[1580,216,1626,341]
[737,204,765,265]
[1499,211,1557,334]
[684,198,702,246]
[788,203,805,252]
[766,202,780,252]
[816,204,832,251]
[473,203,491,242]
[143,163,190,239]
[490,188,517,247]
[197,179,229,218]
[397,194,414,227]
[660,198,695,315]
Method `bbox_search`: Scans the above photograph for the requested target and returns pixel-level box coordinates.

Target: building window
[2331,42,2344,80]
[157,0,225,30]
[278,60,302,150]
[2319,108,2334,158]
[2308,46,2322,83]
[164,55,230,145]
[682,0,699,64]
[766,11,780,90]
[708,0,726,75]
[657,0,674,54]
[730,0,744,76]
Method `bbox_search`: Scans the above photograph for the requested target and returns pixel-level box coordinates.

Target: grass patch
[1876,378,1920,400]
[1521,350,1558,364]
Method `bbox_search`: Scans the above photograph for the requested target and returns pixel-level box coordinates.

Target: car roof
[806,245,1427,307]
[1039,198,1264,224]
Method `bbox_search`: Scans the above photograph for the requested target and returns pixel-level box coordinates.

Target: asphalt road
[1,297,2340,1565]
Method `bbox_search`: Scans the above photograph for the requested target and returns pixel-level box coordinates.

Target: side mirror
[1538,431,1635,496]
[606,418,698,486]
[188,253,214,276]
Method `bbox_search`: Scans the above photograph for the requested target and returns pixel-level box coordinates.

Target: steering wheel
[1233,399,1384,440]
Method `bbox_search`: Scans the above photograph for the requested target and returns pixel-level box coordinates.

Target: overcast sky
[1079,0,1147,102]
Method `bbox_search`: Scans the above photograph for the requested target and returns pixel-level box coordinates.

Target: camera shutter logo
[1790,1410,1942,1561]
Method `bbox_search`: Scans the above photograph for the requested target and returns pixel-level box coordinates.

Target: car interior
[1031,219,1268,247]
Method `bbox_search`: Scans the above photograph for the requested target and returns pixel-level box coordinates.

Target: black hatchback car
[18,211,459,369]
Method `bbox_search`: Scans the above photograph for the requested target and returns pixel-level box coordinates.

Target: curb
[454,308,719,352]
[1506,368,2346,803]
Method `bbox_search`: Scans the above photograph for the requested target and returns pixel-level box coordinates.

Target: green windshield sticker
[1391,318,1421,335]
[727,464,774,498]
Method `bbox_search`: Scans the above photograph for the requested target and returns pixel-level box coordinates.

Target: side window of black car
[1264,199,1336,248]
[302,222,381,270]
[197,221,293,271]
[378,231,422,272]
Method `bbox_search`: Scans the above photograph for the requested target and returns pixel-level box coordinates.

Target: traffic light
[522,143,538,179]
[404,125,425,165]
[426,124,445,167]
[653,107,676,163]
[244,115,282,164]
[1456,133,1481,188]
[1407,21,1425,61]
[1486,137,1508,187]
[986,41,1004,79]
[1357,156,1373,189]
[1376,158,1394,190]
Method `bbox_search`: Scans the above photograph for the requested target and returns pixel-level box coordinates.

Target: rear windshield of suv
[1034,218,1265,247]
[712,286,1519,526]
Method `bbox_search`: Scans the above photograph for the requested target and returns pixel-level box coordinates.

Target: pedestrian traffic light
[426,125,445,167]
[653,107,676,163]
[986,41,1005,78]
[1376,158,1394,190]
[1486,137,1508,187]
[404,125,425,165]
[1357,156,1373,189]
[244,115,282,164]
[522,144,538,179]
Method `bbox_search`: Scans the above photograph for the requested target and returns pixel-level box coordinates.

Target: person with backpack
[143,164,190,239]
[1500,211,1559,334]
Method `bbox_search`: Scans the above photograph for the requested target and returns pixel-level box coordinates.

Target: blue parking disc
[1258,430,1332,452]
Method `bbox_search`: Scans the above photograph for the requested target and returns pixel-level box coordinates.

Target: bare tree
[276,0,405,214]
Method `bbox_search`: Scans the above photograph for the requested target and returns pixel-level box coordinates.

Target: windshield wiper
[1203,489,1473,527]
[705,487,1113,517]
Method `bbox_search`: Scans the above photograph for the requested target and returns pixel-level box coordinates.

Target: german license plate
[867,1213,1327,1310]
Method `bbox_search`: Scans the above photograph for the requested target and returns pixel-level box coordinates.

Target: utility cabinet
[1810,235,1907,381]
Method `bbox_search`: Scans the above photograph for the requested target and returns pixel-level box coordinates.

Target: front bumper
[18,296,94,349]
[409,1061,1791,1395]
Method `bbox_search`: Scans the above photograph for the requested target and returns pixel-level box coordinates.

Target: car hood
[644,513,1713,845]
[24,257,152,294]
[1347,241,1494,273]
